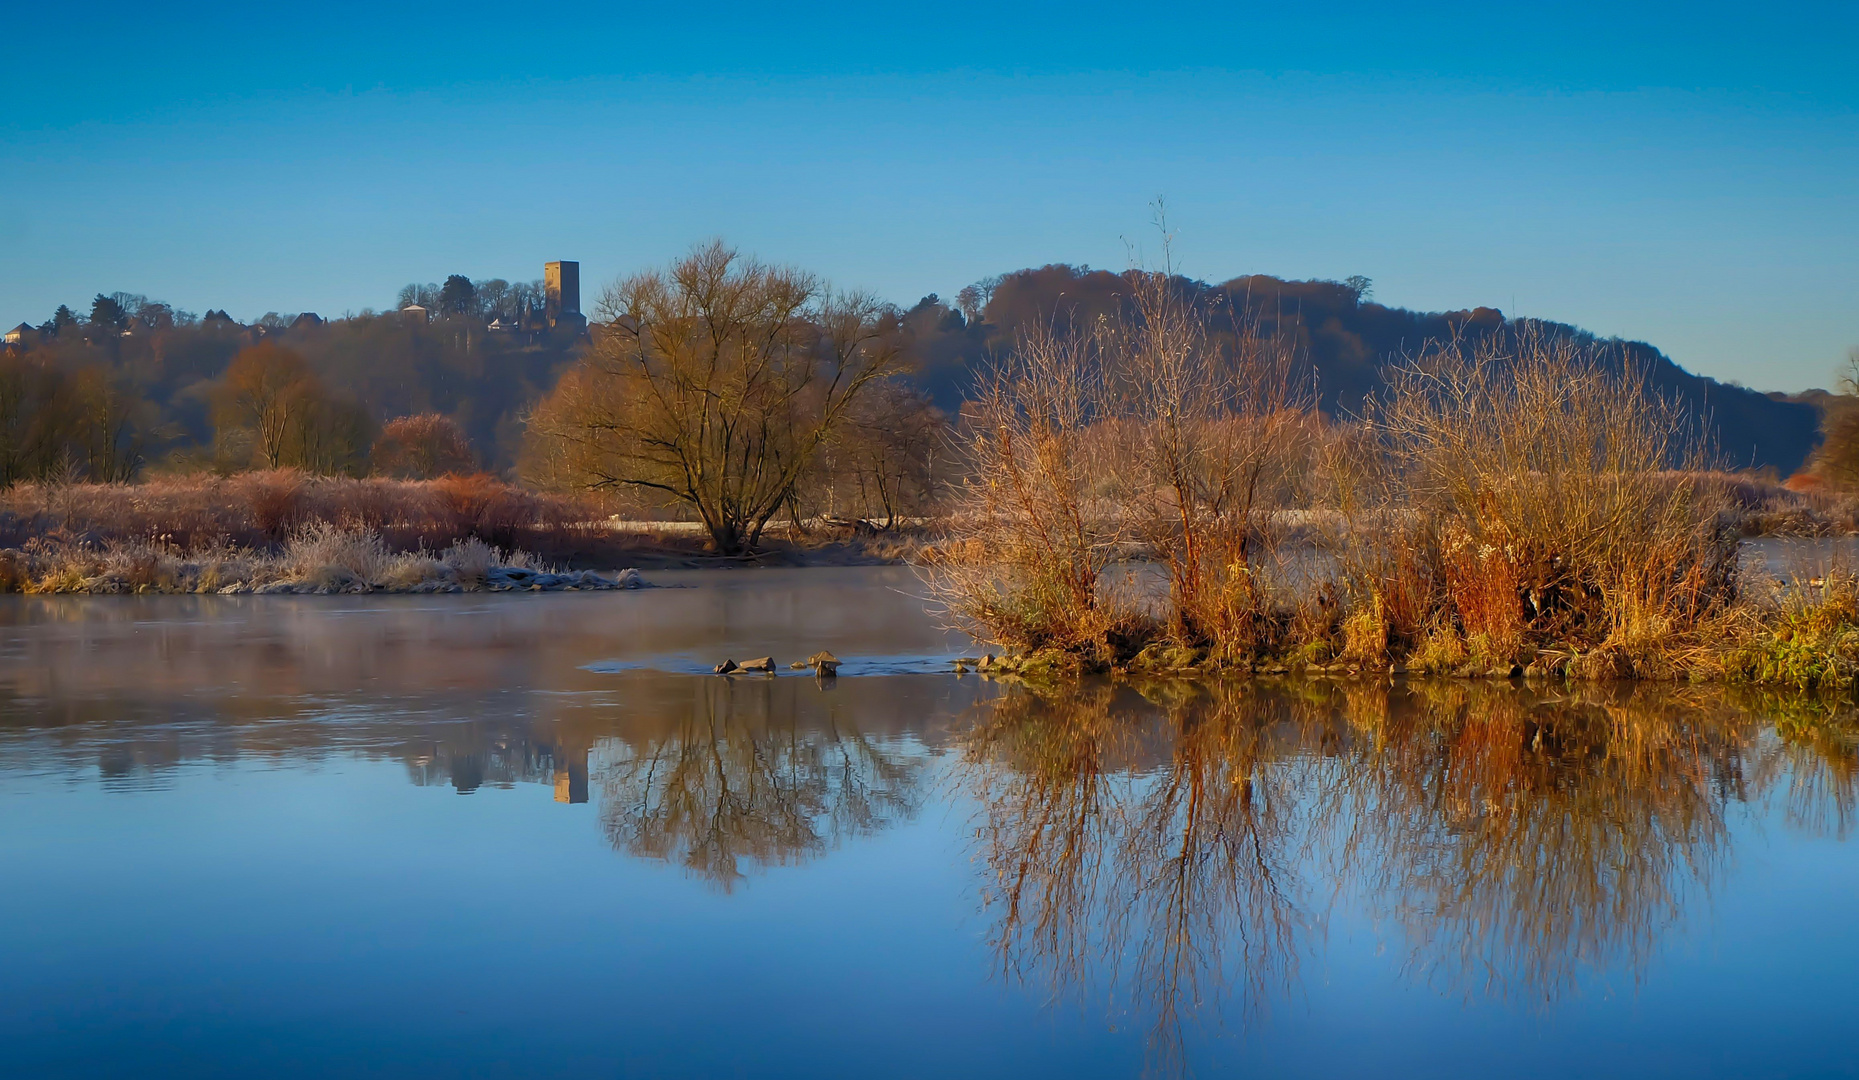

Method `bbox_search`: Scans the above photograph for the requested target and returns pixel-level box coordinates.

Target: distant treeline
[900,265,1823,475]
[1,262,1830,490]
[3,286,583,480]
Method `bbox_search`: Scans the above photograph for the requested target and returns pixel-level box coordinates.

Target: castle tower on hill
[544,261,584,330]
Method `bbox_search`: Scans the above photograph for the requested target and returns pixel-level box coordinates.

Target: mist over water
[2,567,1856,1078]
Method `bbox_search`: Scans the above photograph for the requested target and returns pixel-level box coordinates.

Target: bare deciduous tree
[214,343,372,476]
[815,382,945,529]
[525,242,906,554]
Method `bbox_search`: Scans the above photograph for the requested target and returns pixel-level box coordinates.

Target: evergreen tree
[39,305,79,336]
[438,275,477,315]
[89,294,129,330]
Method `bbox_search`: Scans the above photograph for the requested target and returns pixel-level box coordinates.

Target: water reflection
[964,681,1314,1068]
[962,677,1859,1063]
[592,678,929,890]
[1334,681,1734,1003]
[5,578,1859,1075]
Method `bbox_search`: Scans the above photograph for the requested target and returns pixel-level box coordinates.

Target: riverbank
[946,568,1859,693]
[0,524,647,595]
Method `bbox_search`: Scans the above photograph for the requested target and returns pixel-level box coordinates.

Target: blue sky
[3,1,1855,389]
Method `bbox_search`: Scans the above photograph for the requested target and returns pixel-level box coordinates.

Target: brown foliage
[214,343,373,475]
[372,413,477,479]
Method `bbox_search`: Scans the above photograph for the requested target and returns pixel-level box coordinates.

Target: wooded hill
[8,309,582,474]
[902,265,1821,475]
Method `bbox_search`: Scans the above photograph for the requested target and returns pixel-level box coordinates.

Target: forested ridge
[903,265,1822,474]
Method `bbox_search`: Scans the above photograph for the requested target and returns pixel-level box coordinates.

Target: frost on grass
[0,522,645,595]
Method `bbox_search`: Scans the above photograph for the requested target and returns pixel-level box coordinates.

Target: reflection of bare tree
[1331,682,1742,1003]
[593,678,927,891]
[965,681,1323,1070]
[961,678,1859,1072]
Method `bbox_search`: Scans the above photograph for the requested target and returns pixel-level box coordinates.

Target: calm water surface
[2,566,1857,1078]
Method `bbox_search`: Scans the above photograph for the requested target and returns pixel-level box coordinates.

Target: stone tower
[544,261,581,328]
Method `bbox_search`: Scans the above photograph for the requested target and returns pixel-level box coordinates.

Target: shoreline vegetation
[924,261,1859,692]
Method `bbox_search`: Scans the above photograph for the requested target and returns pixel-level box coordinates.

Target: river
[2,566,1856,1078]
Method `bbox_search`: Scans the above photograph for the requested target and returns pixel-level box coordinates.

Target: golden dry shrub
[1353,324,1735,672]
[928,317,1131,659]
[371,414,476,480]
[930,238,1318,664]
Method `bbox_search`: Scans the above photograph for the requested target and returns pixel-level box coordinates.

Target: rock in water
[714,659,739,674]
[738,656,777,673]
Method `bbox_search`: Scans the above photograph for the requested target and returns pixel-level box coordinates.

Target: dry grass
[0,469,593,552]
[0,470,672,593]
[1344,325,1739,678]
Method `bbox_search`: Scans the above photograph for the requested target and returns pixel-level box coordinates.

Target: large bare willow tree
[525,242,906,554]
